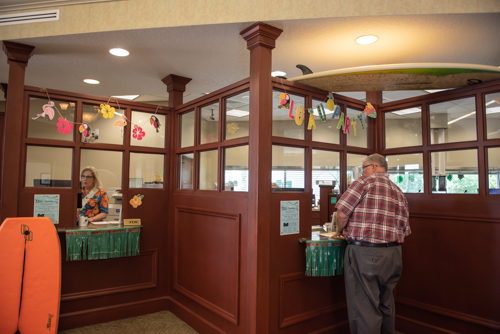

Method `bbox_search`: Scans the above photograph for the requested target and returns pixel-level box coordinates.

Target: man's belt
[347,240,400,247]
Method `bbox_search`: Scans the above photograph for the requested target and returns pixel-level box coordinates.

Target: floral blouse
[77,188,109,218]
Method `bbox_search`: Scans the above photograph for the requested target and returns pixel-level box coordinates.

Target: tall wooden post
[1,41,35,221]
[366,91,383,152]
[240,22,282,333]
[162,74,192,108]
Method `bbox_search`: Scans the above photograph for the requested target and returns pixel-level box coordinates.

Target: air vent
[0,9,59,26]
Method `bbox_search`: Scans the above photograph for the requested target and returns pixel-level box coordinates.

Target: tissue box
[123,218,141,226]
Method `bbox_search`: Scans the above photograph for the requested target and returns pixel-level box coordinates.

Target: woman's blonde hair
[81,166,102,190]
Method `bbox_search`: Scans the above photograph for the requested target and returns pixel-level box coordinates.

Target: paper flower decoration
[100,104,115,119]
[132,124,145,140]
[33,101,55,120]
[130,194,144,208]
[57,117,73,135]
[227,122,238,134]
[364,102,377,118]
[150,115,161,132]
[278,93,290,109]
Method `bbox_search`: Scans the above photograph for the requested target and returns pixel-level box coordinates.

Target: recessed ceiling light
[271,71,287,77]
[109,48,129,57]
[355,35,378,45]
[111,95,139,100]
[227,109,250,117]
[83,79,100,84]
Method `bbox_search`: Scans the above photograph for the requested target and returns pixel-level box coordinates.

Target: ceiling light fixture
[355,35,378,45]
[111,95,139,100]
[227,109,250,117]
[59,102,69,110]
[271,71,287,77]
[109,48,129,57]
[84,79,100,84]
[210,109,215,120]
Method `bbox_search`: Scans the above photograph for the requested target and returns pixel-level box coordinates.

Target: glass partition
[385,106,422,148]
[346,153,366,185]
[272,90,305,140]
[429,97,476,144]
[312,149,340,204]
[430,149,478,194]
[225,92,250,140]
[311,98,340,144]
[178,153,194,189]
[81,104,125,145]
[130,111,166,148]
[201,102,219,145]
[129,153,164,189]
[386,153,424,193]
[28,97,76,141]
[199,150,218,190]
[80,149,123,192]
[272,145,305,190]
[26,146,73,187]
[345,107,367,148]
[224,145,249,192]
[487,147,500,194]
[180,110,195,148]
[485,92,500,140]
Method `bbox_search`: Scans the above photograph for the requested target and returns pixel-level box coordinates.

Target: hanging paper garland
[344,116,351,134]
[57,117,73,135]
[100,104,116,119]
[113,115,127,137]
[149,115,160,132]
[337,113,345,130]
[327,93,335,111]
[33,101,55,120]
[288,100,295,120]
[130,194,144,208]
[362,112,368,128]
[332,104,341,119]
[278,93,290,109]
[364,102,377,118]
[357,114,365,130]
[132,124,145,140]
[227,122,238,134]
[295,105,305,125]
[352,119,357,136]
[79,122,91,142]
[307,109,316,130]
[317,104,327,122]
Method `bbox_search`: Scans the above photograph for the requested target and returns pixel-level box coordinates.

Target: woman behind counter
[78,166,109,225]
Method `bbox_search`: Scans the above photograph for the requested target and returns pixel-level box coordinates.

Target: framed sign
[34,194,60,224]
[280,200,300,235]
[40,173,51,185]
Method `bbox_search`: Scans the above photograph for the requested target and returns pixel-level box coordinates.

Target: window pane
[130,111,166,148]
[346,153,366,185]
[80,149,123,192]
[201,102,219,145]
[224,145,248,192]
[199,150,218,190]
[180,110,194,148]
[485,92,500,140]
[272,91,305,140]
[271,145,304,190]
[386,153,424,193]
[26,146,73,187]
[130,153,164,189]
[429,97,476,144]
[312,150,340,205]
[81,104,125,145]
[179,153,193,189]
[487,147,500,194]
[311,99,340,144]
[385,106,422,148]
[346,107,367,148]
[28,97,75,141]
[431,149,478,194]
[225,91,249,140]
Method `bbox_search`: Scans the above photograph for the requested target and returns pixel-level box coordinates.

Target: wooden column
[240,22,282,334]
[1,41,35,221]
[366,91,383,152]
[161,74,192,108]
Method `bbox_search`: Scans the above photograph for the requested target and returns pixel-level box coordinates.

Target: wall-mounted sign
[280,200,299,235]
[34,194,60,224]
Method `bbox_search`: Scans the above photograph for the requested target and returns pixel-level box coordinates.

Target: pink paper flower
[132,124,145,140]
[57,117,73,135]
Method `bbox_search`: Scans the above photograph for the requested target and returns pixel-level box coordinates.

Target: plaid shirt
[336,172,410,243]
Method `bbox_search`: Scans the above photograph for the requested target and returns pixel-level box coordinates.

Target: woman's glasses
[81,175,94,179]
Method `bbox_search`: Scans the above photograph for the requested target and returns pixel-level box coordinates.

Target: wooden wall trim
[396,297,500,331]
[61,249,158,301]
[396,314,458,334]
[307,320,350,334]
[410,212,500,224]
[168,297,226,334]
[279,272,346,328]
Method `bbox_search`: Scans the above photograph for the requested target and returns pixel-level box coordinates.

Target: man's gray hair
[363,154,388,170]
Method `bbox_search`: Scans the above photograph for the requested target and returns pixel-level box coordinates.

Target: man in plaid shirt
[334,153,411,334]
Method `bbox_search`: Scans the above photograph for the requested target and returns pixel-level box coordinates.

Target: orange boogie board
[0,217,61,333]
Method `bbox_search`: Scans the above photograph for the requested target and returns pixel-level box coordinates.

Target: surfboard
[288,63,500,92]
[0,217,61,334]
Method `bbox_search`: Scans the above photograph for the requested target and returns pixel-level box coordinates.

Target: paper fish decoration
[149,115,161,132]
[364,102,377,118]
[79,122,91,142]
[32,101,55,120]
[278,93,290,109]
[327,93,334,111]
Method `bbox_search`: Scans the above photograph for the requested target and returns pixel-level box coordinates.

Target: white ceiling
[1,9,500,105]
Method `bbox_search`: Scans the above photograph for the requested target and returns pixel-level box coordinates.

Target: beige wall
[2,0,499,40]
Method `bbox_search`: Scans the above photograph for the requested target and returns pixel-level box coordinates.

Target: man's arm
[333,210,349,237]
